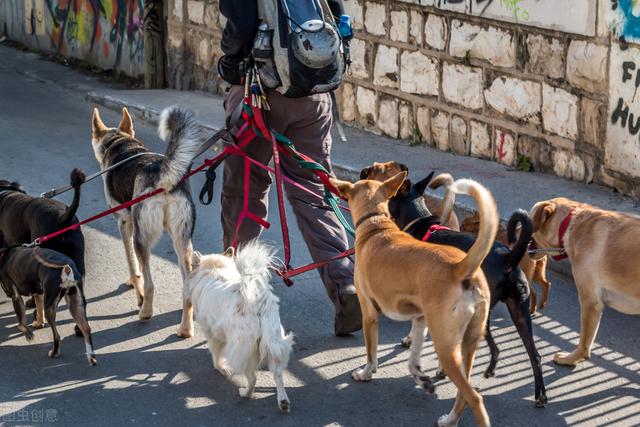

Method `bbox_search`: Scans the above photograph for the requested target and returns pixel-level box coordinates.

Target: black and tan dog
[360,161,547,408]
[0,236,96,365]
[0,169,86,333]
[91,107,201,337]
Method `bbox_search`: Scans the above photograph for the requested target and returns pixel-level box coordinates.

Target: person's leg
[267,91,361,335]
[221,86,274,249]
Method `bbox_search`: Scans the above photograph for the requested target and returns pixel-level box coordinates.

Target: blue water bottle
[338,14,353,39]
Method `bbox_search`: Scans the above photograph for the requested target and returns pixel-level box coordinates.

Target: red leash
[421,224,451,242]
[277,247,355,283]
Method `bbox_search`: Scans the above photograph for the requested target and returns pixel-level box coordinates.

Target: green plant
[463,50,472,66]
[410,126,422,146]
[516,154,534,172]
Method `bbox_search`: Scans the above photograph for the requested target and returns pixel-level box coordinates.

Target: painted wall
[0,0,144,76]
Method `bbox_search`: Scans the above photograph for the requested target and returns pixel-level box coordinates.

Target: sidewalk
[5,44,637,278]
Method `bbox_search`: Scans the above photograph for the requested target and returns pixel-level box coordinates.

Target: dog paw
[239,387,253,398]
[279,399,290,413]
[437,414,458,427]
[351,367,373,382]
[433,369,447,382]
[138,305,153,321]
[483,367,496,378]
[535,394,548,408]
[416,375,435,394]
[48,349,60,359]
[553,351,585,366]
[176,327,193,338]
[74,324,83,337]
[19,326,34,341]
[87,354,97,366]
[400,335,412,348]
[31,321,45,329]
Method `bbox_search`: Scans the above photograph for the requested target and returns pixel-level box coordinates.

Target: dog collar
[354,212,388,229]
[421,224,451,242]
[553,209,575,261]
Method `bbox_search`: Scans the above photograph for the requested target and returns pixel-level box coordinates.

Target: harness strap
[421,224,451,242]
[276,247,355,286]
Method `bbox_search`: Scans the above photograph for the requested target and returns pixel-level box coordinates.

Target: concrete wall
[0,0,144,76]
[165,0,640,199]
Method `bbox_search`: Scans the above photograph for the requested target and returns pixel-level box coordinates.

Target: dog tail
[451,179,498,281]
[234,239,276,289]
[429,173,456,226]
[157,106,202,190]
[60,168,86,227]
[505,209,533,271]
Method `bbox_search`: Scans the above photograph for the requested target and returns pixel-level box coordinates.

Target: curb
[87,91,573,280]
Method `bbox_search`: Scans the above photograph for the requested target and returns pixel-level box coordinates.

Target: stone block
[390,10,409,42]
[197,39,210,66]
[450,115,469,155]
[173,0,183,21]
[373,45,399,88]
[204,1,219,30]
[432,110,450,151]
[400,51,439,96]
[400,103,414,140]
[409,10,423,45]
[379,98,400,138]
[485,77,541,123]
[356,86,377,126]
[449,20,516,68]
[470,121,491,159]
[566,40,609,93]
[526,34,565,80]
[341,83,357,123]
[344,0,364,30]
[494,129,516,165]
[542,83,579,139]
[442,63,483,110]
[553,150,586,181]
[350,38,369,80]
[187,0,204,25]
[581,97,605,148]
[416,106,431,143]
[425,14,447,51]
[365,2,387,36]
[518,135,553,172]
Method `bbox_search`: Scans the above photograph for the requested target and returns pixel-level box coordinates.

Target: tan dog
[359,161,460,230]
[462,212,551,314]
[330,172,497,427]
[530,197,640,366]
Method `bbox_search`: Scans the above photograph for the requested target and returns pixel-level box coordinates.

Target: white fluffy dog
[188,240,294,412]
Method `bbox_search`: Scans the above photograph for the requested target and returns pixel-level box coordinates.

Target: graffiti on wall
[2,0,143,75]
[606,43,640,177]
[611,0,640,42]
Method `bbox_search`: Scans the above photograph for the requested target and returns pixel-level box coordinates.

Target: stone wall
[164,0,640,199]
[1,0,144,76]
[339,0,640,198]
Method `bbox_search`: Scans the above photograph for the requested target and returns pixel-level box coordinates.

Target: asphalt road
[0,46,639,427]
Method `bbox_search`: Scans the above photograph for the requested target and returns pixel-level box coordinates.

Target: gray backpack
[252,0,346,98]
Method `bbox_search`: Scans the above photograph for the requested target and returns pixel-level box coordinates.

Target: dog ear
[396,179,411,197]
[415,171,435,195]
[192,251,202,266]
[382,171,408,199]
[531,201,556,232]
[92,108,108,137]
[118,107,135,137]
[223,247,235,257]
[329,177,354,199]
[359,166,371,180]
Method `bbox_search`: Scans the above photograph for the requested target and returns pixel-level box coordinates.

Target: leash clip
[41,188,56,198]
[276,266,294,287]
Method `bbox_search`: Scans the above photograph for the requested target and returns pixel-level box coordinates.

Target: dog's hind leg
[483,316,499,378]
[208,337,230,376]
[10,289,33,341]
[239,352,260,398]
[32,294,45,329]
[408,317,434,393]
[117,214,143,300]
[132,206,163,321]
[44,306,60,358]
[167,203,195,338]
[272,361,290,412]
[505,296,546,407]
[66,287,97,366]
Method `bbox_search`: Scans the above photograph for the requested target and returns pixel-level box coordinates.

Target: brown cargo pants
[221,86,354,304]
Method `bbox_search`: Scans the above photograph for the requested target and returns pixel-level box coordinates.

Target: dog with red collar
[530,197,640,366]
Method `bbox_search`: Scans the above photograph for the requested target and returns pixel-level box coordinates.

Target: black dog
[0,240,96,365]
[360,167,547,408]
[0,169,86,330]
